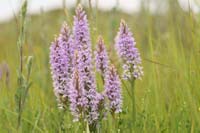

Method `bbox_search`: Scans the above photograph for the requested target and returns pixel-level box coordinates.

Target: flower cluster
[115,20,143,80]
[68,51,88,121]
[49,4,143,129]
[73,5,91,51]
[49,23,74,109]
[58,23,75,77]
[73,5,101,124]
[105,65,122,114]
[95,36,109,77]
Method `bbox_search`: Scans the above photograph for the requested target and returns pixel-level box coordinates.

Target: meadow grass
[0,0,200,132]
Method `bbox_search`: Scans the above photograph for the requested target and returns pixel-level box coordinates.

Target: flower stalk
[15,0,33,130]
[130,79,136,123]
[115,20,143,124]
[95,36,109,84]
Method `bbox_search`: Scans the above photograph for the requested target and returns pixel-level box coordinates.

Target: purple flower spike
[50,38,67,109]
[73,5,91,51]
[68,69,80,122]
[95,36,109,77]
[73,5,101,124]
[49,23,74,109]
[68,51,88,121]
[115,20,143,80]
[105,65,122,114]
[68,66,88,121]
[69,51,104,124]
[58,22,74,79]
[73,5,94,92]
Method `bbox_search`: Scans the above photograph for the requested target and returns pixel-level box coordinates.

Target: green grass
[0,0,200,132]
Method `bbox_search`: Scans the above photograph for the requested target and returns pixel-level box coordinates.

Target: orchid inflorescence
[50,4,143,128]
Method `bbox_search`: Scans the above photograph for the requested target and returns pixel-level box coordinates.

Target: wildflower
[105,65,122,114]
[73,5,94,92]
[95,36,109,77]
[73,4,91,51]
[115,20,143,80]
[73,5,100,124]
[58,22,74,78]
[49,23,74,109]
[68,65,88,122]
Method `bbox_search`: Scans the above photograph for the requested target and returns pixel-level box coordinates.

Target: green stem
[130,79,136,124]
[16,0,27,130]
[112,113,118,132]
[96,122,101,133]
[59,110,66,132]
[86,121,91,133]
[80,112,86,132]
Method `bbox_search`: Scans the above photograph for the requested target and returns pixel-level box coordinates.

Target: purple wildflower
[68,51,89,122]
[68,59,88,121]
[72,5,101,124]
[49,23,74,109]
[95,36,109,77]
[115,20,143,80]
[69,51,104,124]
[58,22,74,79]
[73,5,94,90]
[68,69,80,121]
[73,5,91,51]
[105,65,122,114]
